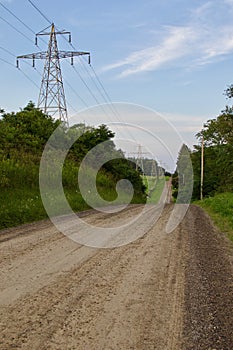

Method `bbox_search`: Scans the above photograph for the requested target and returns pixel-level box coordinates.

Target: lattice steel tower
[151,159,158,178]
[17,23,90,125]
[136,144,145,174]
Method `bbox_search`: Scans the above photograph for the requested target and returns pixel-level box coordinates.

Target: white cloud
[103,26,196,77]
[224,0,233,5]
[103,1,233,77]
[193,24,233,67]
[190,1,213,16]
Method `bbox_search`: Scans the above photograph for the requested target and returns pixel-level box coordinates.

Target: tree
[0,103,146,200]
[192,86,233,198]
[196,110,233,147]
[172,144,193,203]
[0,102,61,158]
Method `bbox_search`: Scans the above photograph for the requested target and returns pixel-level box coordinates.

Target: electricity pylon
[128,144,148,175]
[17,23,90,125]
[136,144,145,174]
[151,159,158,178]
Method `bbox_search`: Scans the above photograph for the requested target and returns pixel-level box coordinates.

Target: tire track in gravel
[0,205,145,305]
[182,205,233,350]
[0,204,186,350]
[1,204,232,350]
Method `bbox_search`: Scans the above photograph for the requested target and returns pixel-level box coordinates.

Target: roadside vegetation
[172,85,233,240]
[0,102,146,229]
[143,175,169,204]
[195,193,233,242]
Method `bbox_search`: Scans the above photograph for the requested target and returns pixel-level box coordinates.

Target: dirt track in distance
[0,204,232,349]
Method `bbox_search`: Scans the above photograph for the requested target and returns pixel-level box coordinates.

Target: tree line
[173,86,233,201]
[0,101,146,201]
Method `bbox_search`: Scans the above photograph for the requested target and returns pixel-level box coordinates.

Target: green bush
[0,103,146,229]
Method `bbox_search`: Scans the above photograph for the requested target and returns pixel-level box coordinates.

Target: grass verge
[194,192,233,242]
[0,172,146,230]
[143,176,166,204]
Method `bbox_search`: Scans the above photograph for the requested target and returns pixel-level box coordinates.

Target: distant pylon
[136,144,144,173]
[128,144,149,175]
[17,23,90,125]
[151,159,158,177]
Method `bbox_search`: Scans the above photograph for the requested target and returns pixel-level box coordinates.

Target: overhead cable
[27,0,52,25]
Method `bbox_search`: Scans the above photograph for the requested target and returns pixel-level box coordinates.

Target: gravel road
[0,204,232,349]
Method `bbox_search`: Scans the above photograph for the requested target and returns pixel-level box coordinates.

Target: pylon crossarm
[36,23,70,36]
[17,22,91,126]
[17,51,90,60]
[37,30,71,36]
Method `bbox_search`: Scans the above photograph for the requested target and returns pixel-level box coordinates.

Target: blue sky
[1,0,233,169]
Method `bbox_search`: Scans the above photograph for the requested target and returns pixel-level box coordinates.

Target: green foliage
[0,158,39,188]
[0,188,46,228]
[143,176,165,204]
[0,101,60,158]
[0,102,146,228]
[191,86,233,200]
[172,144,193,203]
[68,124,115,162]
[103,158,146,199]
[196,110,233,146]
[191,144,233,200]
[128,157,160,177]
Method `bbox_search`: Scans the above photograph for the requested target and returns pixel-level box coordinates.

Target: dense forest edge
[0,102,147,229]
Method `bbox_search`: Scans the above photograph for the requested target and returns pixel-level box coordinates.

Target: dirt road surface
[0,204,233,349]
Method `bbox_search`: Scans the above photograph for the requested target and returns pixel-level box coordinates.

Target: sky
[1,0,233,170]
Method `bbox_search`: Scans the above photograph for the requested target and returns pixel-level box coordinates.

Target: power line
[0,16,33,44]
[72,65,103,107]
[72,65,115,120]
[60,32,123,121]
[0,53,39,88]
[2,9,91,118]
[17,68,40,88]
[0,45,15,57]
[59,31,131,126]
[60,33,113,107]
[79,57,111,106]
[0,0,124,124]
[27,0,51,25]
[60,30,122,122]
[0,1,35,34]
[88,62,124,120]
[45,26,113,117]
[79,57,138,142]
[90,63,115,105]
[66,100,79,115]
[0,1,46,48]
[0,57,15,67]
[1,2,129,130]
[17,23,91,124]
[59,31,106,104]
[51,25,127,124]
[0,44,76,114]
[0,45,41,71]
[63,77,89,109]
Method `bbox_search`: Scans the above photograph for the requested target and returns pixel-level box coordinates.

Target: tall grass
[143,176,166,204]
[0,188,46,228]
[0,158,39,188]
[0,158,145,229]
